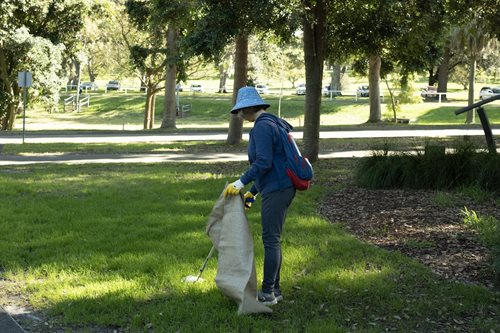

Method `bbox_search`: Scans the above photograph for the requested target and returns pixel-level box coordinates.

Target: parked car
[479,86,500,100]
[80,82,98,91]
[296,83,331,96]
[296,83,306,95]
[105,80,120,91]
[322,86,330,96]
[190,84,204,93]
[255,84,269,94]
[357,85,369,97]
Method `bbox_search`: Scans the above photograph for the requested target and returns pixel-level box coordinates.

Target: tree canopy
[326,0,448,123]
[0,0,92,130]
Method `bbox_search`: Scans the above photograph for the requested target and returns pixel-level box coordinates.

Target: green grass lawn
[19,90,500,131]
[0,159,499,332]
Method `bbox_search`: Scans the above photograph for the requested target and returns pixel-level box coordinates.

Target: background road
[1,128,498,165]
[1,128,499,144]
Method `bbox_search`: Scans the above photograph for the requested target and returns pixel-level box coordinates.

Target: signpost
[18,71,32,144]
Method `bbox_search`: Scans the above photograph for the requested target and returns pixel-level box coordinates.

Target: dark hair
[240,105,267,113]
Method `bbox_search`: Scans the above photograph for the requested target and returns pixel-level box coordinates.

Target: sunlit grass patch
[0,162,499,332]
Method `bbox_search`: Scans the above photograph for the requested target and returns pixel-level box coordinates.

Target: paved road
[1,128,499,144]
[0,150,379,166]
[0,128,498,165]
[0,306,25,333]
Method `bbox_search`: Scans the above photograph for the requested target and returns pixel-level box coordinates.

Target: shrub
[356,144,500,196]
[461,207,500,287]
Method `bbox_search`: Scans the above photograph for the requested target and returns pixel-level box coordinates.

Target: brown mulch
[318,176,499,289]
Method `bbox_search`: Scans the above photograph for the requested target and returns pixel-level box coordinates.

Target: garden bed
[319,175,499,289]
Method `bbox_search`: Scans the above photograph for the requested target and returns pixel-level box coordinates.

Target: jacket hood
[256,113,293,132]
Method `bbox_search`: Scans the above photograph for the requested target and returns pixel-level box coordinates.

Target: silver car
[479,87,500,100]
[105,80,120,91]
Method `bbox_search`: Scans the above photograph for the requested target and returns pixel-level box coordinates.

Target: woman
[224,86,296,306]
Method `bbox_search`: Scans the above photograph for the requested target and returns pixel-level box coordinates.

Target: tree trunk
[466,57,476,124]
[71,60,81,87]
[437,45,450,101]
[385,79,397,122]
[218,63,227,93]
[330,63,342,94]
[368,53,381,123]
[144,89,156,129]
[0,44,20,130]
[428,67,438,86]
[6,101,18,130]
[151,92,156,128]
[0,46,11,130]
[87,59,96,82]
[161,25,178,129]
[226,34,248,145]
[302,0,327,162]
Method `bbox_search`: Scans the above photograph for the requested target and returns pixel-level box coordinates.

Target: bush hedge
[355,145,500,196]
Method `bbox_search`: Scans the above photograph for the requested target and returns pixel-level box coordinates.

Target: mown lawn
[0,159,499,332]
[21,90,500,131]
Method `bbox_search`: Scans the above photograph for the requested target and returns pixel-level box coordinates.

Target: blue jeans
[260,186,296,293]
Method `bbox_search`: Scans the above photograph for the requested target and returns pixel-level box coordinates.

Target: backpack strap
[259,117,288,189]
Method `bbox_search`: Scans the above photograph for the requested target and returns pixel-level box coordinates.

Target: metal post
[22,74,27,144]
[476,106,496,154]
[278,59,284,118]
[76,64,81,113]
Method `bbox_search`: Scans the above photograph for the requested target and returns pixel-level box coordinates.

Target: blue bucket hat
[230,86,270,114]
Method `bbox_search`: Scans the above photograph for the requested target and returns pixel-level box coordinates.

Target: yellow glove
[244,191,256,210]
[224,179,244,197]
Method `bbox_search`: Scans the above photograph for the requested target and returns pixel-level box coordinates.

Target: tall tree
[302,0,327,161]
[0,0,91,130]
[186,0,299,144]
[79,0,124,83]
[327,0,447,123]
[162,25,180,129]
[226,35,248,144]
[126,0,196,128]
[452,16,491,123]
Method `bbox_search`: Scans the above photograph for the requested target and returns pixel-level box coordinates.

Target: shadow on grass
[415,105,500,124]
[1,163,499,332]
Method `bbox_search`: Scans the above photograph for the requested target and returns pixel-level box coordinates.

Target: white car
[479,87,500,100]
[255,84,269,94]
[80,82,98,91]
[296,83,306,95]
[190,84,204,93]
[357,85,369,97]
[105,80,120,91]
[322,86,330,96]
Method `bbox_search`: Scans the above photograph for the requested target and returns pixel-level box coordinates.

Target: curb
[0,306,26,333]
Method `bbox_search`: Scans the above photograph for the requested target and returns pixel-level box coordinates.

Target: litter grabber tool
[182,245,215,283]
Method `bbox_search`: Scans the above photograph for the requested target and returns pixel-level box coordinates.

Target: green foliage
[327,0,448,77]
[461,207,500,286]
[186,0,299,61]
[356,142,500,196]
[459,185,493,203]
[461,207,498,245]
[396,82,422,105]
[432,191,456,207]
[0,0,90,128]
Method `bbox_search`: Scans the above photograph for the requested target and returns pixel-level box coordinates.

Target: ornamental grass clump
[356,141,500,196]
[461,207,500,287]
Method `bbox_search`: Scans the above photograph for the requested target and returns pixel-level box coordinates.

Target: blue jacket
[240,113,293,195]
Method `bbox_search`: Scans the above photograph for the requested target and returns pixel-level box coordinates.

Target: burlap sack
[206,189,272,315]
